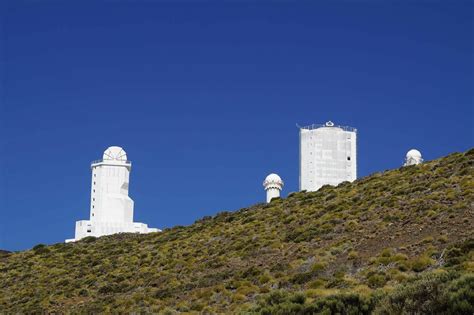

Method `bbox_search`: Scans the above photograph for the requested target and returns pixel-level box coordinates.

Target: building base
[65,220,160,243]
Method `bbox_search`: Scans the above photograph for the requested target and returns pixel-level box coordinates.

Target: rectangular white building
[66,146,159,242]
[299,121,357,191]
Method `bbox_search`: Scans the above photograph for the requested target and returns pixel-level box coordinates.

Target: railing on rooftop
[297,122,357,132]
[91,159,132,165]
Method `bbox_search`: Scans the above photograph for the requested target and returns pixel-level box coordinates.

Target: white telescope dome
[263,173,284,188]
[263,173,284,203]
[404,149,423,166]
[103,146,127,161]
[406,149,422,159]
[264,173,283,183]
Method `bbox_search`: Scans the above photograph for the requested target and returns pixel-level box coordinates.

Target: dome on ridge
[406,149,422,159]
[263,173,284,189]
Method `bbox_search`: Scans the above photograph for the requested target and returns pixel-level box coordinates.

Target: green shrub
[367,273,387,288]
[373,272,473,314]
[81,236,97,243]
[445,239,474,268]
[311,262,327,272]
[411,255,434,272]
[311,293,375,315]
[249,290,375,315]
[290,271,316,285]
[32,244,50,255]
[446,274,474,314]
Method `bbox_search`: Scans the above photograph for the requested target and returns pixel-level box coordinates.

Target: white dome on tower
[263,173,284,188]
[263,173,284,203]
[103,146,127,161]
[404,149,423,166]
[406,149,422,159]
[65,146,159,243]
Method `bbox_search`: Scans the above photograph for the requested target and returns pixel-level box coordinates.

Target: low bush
[410,255,434,272]
[32,244,50,255]
[374,272,474,314]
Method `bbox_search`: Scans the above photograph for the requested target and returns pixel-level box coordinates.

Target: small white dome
[406,149,422,159]
[404,148,423,166]
[103,146,127,161]
[265,173,282,182]
[263,173,284,189]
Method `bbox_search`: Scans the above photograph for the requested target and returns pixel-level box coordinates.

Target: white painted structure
[299,121,357,191]
[404,149,423,166]
[66,146,159,242]
[263,173,284,203]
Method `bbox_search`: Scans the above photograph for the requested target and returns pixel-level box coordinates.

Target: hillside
[1,149,473,313]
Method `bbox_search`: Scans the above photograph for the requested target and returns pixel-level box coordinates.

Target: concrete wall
[90,162,133,224]
[266,187,281,203]
[299,126,357,191]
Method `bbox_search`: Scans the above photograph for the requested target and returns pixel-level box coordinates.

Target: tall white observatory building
[66,146,159,242]
[299,121,357,192]
[404,149,423,166]
[263,173,284,203]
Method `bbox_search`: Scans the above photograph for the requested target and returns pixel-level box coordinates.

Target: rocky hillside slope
[0,149,473,314]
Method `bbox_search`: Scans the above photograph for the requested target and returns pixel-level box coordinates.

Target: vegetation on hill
[0,149,473,314]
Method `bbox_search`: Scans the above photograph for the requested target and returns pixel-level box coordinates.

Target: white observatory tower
[66,146,159,242]
[263,173,284,203]
[299,121,357,192]
[404,149,423,166]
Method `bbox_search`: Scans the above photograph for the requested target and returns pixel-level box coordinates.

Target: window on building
[347,157,351,161]
[87,229,91,233]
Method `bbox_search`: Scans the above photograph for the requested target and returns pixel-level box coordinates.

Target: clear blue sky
[1,1,472,251]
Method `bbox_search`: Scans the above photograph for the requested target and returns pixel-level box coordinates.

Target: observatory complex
[66,146,159,242]
[64,126,420,243]
[404,149,423,166]
[299,121,357,191]
[263,173,284,203]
